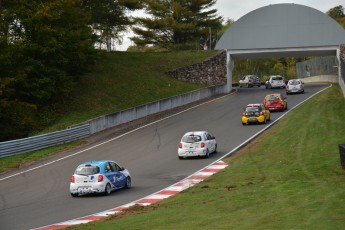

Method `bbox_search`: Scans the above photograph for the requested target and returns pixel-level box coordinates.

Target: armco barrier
[88,85,227,134]
[0,124,90,158]
[0,85,227,158]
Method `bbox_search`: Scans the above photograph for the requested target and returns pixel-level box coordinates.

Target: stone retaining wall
[166,51,227,86]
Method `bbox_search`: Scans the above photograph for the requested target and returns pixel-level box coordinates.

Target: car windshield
[75,165,100,175]
[182,135,202,143]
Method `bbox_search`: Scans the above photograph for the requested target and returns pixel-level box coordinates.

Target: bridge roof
[215,4,345,59]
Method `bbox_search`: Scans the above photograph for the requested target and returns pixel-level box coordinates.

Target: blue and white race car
[70,160,131,197]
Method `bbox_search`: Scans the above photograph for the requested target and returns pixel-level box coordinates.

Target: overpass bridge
[215,3,345,96]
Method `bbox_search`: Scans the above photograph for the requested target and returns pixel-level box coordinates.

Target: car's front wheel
[214,144,217,153]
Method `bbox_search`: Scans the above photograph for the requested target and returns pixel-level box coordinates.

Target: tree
[132,0,223,50]
[327,5,344,18]
[0,0,97,140]
[81,0,143,51]
[327,5,345,28]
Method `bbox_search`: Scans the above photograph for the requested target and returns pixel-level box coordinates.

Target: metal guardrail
[0,85,227,158]
[87,85,227,134]
[0,124,90,158]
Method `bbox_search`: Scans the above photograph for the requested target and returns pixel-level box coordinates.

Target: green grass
[67,85,345,230]
[42,50,218,133]
[0,50,217,173]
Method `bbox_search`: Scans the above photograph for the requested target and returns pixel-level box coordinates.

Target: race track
[0,83,330,230]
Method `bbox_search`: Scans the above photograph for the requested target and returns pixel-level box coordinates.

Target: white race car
[70,160,131,197]
[178,131,217,159]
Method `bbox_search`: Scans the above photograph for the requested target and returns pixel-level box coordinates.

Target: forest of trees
[0,1,344,141]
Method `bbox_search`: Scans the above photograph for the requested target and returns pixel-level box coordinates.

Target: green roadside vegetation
[0,51,217,173]
[67,85,345,230]
[38,50,217,134]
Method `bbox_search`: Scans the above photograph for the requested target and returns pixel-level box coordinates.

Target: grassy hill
[1,50,218,173]
[39,50,218,133]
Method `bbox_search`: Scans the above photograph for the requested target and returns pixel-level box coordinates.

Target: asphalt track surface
[0,83,330,230]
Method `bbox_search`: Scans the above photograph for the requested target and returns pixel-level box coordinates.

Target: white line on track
[0,91,233,181]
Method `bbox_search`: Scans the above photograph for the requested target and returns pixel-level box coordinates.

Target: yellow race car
[242,103,270,125]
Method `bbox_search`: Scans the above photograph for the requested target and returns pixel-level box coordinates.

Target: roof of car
[80,160,109,166]
[184,131,206,136]
[246,103,262,107]
[265,93,281,97]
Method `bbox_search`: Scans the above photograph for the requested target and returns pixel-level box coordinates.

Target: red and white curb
[36,160,228,230]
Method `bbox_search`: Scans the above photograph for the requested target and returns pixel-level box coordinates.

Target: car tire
[205,149,210,158]
[104,183,111,196]
[125,177,131,189]
[178,156,183,160]
[71,193,78,197]
[214,144,217,153]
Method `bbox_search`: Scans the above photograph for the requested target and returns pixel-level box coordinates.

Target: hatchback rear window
[272,77,283,80]
[245,107,259,112]
[75,165,100,175]
[182,135,202,143]
[288,80,300,85]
